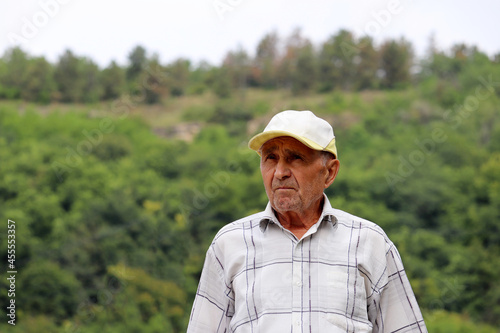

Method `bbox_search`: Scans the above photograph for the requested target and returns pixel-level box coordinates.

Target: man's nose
[274,159,291,179]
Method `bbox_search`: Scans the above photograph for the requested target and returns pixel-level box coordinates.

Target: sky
[2,0,500,68]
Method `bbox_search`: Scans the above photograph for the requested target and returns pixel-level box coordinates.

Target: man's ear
[325,158,340,188]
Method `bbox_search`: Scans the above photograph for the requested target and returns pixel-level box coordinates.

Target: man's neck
[275,198,324,239]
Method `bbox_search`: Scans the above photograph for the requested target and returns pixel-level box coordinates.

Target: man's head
[248,110,340,216]
[248,110,337,159]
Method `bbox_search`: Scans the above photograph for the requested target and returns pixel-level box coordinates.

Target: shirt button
[296,281,302,287]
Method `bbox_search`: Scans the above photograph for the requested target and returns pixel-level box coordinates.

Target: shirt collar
[259,193,337,233]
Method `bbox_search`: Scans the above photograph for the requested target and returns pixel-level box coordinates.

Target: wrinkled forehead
[260,136,319,156]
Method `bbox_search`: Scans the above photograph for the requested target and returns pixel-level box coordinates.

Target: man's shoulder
[329,207,390,241]
[212,210,268,242]
[231,210,269,226]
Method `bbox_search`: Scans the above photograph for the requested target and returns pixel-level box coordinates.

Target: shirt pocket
[316,264,371,330]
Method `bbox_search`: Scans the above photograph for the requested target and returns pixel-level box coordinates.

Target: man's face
[260,136,339,216]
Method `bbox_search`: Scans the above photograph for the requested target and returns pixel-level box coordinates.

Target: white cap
[248,110,337,158]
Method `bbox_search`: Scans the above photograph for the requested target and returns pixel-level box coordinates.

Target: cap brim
[248,130,336,158]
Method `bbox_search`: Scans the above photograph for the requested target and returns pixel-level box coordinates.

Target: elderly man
[187,110,427,332]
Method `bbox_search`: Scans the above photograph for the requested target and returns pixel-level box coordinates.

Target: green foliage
[208,100,253,135]
[253,31,279,88]
[276,28,317,92]
[319,29,357,91]
[101,61,126,100]
[166,58,191,96]
[18,261,82,322]
[127,45,147,81]
[21,56,57,103]
[355,36,379,90]
[291,42,317,94]
[78,264,188,331]
[211,66,233,98]
[0,47,29,99]
[223,48,251,91]
[53,50,85,102]
[380,38,413,89]
[424,310,499,333]
[140,56,169,104]
[0,29,500,333]
[1,30,497,105]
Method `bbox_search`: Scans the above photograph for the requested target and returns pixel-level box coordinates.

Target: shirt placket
[292,239,306,333]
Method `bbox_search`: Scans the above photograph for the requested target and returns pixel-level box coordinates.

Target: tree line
[1,28,499,105]
[1,28,500,332]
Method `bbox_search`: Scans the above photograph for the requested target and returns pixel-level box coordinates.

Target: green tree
[0,57,6,97]
[53,49,86,102]
[100,60,126,100]
[107,264,187,331]
[222,47,251,93]
[252,31,279,88]
[318,29,357,91]
[355,36,379,90]
[140,55,168,104]
[18,261,82,322]
[21,56,56,103]
[276,28,316,92]
[166,58,191,97]
[127,45,147,81]
[81,58,102,103]
[187,60,212,94]
[211,66,232,98]
[292,41,317,94]
[379,38,413,88]
[0,47,29,99]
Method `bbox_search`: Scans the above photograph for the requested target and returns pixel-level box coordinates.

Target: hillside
[1,30,500,331]
[1,81,500,332]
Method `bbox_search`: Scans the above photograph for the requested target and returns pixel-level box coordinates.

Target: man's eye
[265,154,276,160]
[292,154,303,160]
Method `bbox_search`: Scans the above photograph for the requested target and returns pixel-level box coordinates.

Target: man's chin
[273,196,300,212]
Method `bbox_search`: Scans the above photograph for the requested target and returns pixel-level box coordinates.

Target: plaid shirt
[188,195,427,332]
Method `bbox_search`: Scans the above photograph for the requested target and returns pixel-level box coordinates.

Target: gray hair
[321,151,336,165]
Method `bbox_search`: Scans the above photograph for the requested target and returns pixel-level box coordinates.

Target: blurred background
[1,0,500,332]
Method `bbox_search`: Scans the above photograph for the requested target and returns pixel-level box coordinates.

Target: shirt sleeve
[370,242,428,333]
[187,245,234,333]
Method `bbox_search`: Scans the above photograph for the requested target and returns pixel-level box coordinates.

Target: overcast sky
[2,0,499,67]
